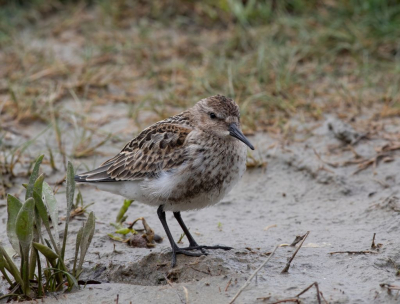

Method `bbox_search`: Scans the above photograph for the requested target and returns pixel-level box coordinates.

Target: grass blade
[61,161,75,260]
[0,253,13,285]
[45,268,79,291]
[0,244,23,286]
[6,194,22,255]
[35,248,43,298]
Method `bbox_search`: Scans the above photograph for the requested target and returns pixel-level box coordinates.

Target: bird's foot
[171,245,204,268]
[170,244,233,267]
[180,245,233,251]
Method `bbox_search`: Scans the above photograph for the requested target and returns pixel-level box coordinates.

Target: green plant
[0,155,95,301]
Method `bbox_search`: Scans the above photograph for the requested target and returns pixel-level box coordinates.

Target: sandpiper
[75,95,254,267]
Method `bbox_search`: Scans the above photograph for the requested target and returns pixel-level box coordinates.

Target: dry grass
[1,0,400,196]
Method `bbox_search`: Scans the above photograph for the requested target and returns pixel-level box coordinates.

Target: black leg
[173,211,233,252]
[173,211,200,247]
[157,205,202,267]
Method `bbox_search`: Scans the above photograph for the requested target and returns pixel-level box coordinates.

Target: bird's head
[191,95,254,150]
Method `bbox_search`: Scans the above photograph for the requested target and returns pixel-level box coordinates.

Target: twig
[256,296,271,301]
[270,282,328,304]
[229,244,279,304]
[269,299,300,304]
[319,291,329,304]
[290,235,304,247]
[281,231,310,273]
[225,278,232,292]
[296,282,321,304]
[189,266,211,275]
[329,250,378,255]
[380,283,400,291]
[182,286,189,304]
[371,233,376,249]
[313,149,339,168]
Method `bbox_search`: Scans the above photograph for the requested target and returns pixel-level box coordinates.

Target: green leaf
[77,212,95,273]
[25,155,44,200]
[66,162,75,213]
[107,234,124,242]
[16,198,35,248]
[33,174,45,197]
[6,194,23,255]
[42,182,60,248]
[0,253,6,269]
[30,174,45,279]
[61,161,75,260]
[33,190,59,254]
[32,242,58,261]
[115,228,136,235]
[116,199,133,223]
[0,253,13,286]
[16,198,35,295]
[73,227,83,276]
[0,244,23,288]
[35,248,43,298]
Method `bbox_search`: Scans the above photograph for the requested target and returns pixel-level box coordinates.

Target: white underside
[85,164,243,212]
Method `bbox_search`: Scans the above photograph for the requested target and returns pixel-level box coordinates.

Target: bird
[75,94,254,267]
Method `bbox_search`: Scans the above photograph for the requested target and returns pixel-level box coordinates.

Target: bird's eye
[209,113,217,119]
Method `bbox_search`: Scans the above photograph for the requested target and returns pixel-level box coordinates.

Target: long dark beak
[229,123,255,150]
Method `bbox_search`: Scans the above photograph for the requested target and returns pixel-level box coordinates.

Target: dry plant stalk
[281,231,310,273]
[229,244,280,304]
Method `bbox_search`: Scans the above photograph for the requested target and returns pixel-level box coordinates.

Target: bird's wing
[75,121,192,182]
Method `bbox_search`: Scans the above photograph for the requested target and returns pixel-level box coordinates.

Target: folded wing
[74,121,192,183]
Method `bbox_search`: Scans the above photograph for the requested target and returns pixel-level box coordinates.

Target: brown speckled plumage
[75,94,254,267]
[75,95,253,211]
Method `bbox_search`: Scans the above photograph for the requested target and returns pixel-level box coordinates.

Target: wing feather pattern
[75,115,192,183]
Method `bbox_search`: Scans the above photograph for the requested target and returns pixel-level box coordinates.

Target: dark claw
[181,245,233,251]
[171,246,204,267]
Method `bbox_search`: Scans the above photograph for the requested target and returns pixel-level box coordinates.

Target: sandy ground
[1,106,400,304]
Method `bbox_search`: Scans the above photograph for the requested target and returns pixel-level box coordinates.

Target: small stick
[371,233,376,249]
[271,282,327,304]
[380,283,400,291]
[229,244,279,304]
[256,296,271,301]
[281,231,310,273]
[329,250,378,255]
[319,291,329,304]
[270,299,300,304]
[189,266,211,275]
[290,235,304,247]
[296,282,321,304]
[182,286,189,304]
[225,278,232,292]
